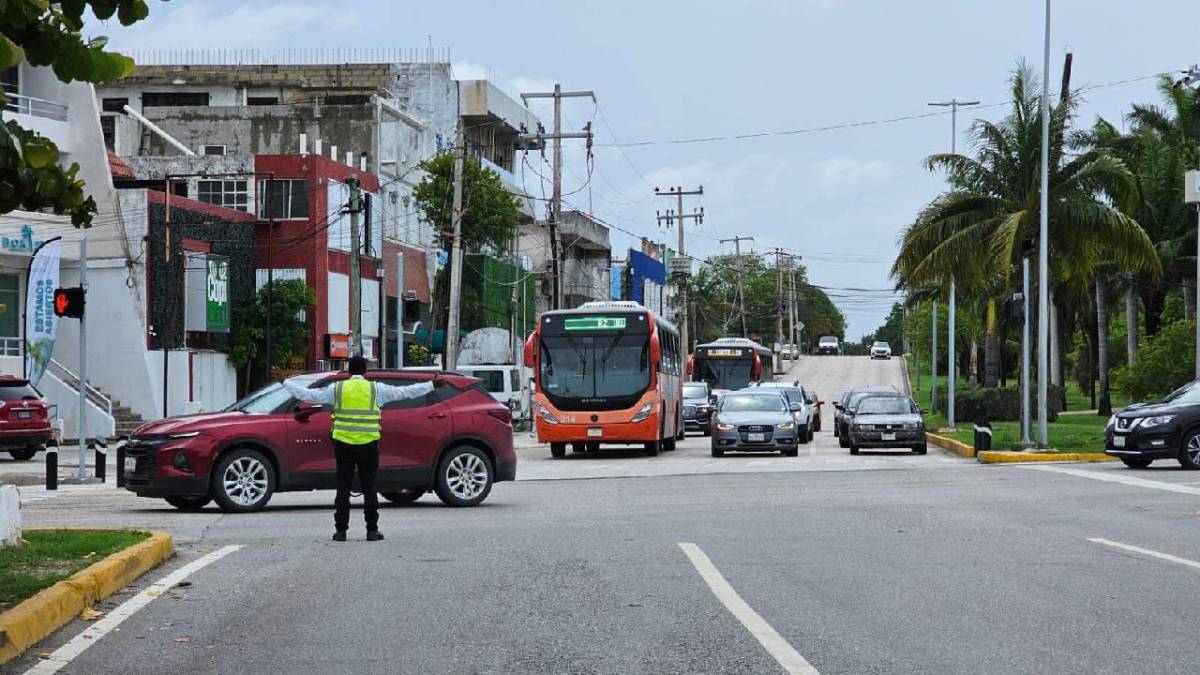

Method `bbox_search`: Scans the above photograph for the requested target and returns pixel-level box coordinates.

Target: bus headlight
[539,406,560,425]
[631,402,654,423]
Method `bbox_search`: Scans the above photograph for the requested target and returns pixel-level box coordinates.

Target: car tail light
[488,408,512,425]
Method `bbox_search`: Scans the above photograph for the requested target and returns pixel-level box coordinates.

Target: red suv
[0,377,52,460]
[122,370,517,512]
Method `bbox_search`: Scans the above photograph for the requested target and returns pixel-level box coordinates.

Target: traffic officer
[277,357,446,541]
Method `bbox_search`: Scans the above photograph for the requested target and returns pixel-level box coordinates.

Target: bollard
[973,420,993,455]
[93,438,107,483]
[45,439,58,491]
[115,435,128,488]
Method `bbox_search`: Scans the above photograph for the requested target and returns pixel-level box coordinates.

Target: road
[7,356,1200,674]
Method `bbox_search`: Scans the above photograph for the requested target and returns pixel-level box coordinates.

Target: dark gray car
[711,391,803,457]
[847,395,926,455]
[683,382,715,436]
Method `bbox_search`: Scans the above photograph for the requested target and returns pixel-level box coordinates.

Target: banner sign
[25,238,61,385]
[205,256,230,333]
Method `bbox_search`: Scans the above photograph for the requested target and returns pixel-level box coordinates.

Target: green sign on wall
[206,256,230,333]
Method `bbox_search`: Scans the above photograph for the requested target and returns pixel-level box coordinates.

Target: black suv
[1106,380,1200,469]
[683,382,716,436]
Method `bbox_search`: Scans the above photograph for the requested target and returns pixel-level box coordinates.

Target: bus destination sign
[564,316,628,331]
[704,348,746,357]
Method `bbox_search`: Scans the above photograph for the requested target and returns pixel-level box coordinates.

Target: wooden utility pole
[520,85,595,310]
[346,175,363,358]
[720,236,754,337]
[786,254,798,348]
[655,186,703,353]
[771,248,786,352]
[444,121,466,370]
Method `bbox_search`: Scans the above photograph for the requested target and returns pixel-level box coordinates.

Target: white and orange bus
[688,337,774,393]
[523,301,683,458]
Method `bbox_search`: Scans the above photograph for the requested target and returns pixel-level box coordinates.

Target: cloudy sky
[92,0,1200,337]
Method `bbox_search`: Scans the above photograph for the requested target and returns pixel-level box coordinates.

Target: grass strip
[0,530,150,608]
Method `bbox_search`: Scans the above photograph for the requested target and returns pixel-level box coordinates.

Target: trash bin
[973,420,992,455]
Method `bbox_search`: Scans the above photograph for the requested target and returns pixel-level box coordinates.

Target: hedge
[953,385,1062,423]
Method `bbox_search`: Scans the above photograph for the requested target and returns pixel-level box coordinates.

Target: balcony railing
[1,85,69,122]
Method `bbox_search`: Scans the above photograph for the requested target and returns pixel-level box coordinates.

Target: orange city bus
[523,301,683,458]
[688,337,774,393]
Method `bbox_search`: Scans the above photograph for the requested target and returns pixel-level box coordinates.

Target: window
[142,92,210,107]
[197,179,249,212]
[378,378,461,409]
[0,274,19,356]
[201,144,226,156]
[257,179,310,220]
[1,67,17,94]
[101,97,129,113]
[324,94,370,105]
[469,371,505,394]
[100,116,115,150]
[247,96,278,106]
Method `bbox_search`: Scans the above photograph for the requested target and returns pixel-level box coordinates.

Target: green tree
[1,0,148,227]
[411,150,523,348]
[893,64,1160,390]
[230,280,317,394]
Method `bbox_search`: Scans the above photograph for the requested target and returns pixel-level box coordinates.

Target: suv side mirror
[789,402,804,412]
[294,402,324,420]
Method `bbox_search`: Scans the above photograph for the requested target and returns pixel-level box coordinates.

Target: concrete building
[519,209,612,314]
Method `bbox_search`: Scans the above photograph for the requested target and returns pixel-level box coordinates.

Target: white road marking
[678,543,819,675]
[1088,538,1200,572]
[1023,465,1200,496]
[25,545,243,675]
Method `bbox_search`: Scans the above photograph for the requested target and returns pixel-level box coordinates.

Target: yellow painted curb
[926,432,974,458]
[0,529,174,665]
[976,451,1117,464]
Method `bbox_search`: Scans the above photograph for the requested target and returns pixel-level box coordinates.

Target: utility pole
[1180,65,1200,378]
[445,121,466,370]
[720,236,754,338]
[520,85,595,310]
[78,237,87,479]
[655,186,703,353]
[928,98,978,430]
[771,249,787,360]
[1037,0,1052,446]
[347,175,363,358]
[787,254,797,349]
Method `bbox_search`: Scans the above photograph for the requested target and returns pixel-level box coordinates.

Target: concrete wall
[39,370,115,439]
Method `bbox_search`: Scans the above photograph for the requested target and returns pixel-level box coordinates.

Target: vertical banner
[205,255,230,333]
[25,238,62,385]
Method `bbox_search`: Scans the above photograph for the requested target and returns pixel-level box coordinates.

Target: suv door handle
[428,412,447,419]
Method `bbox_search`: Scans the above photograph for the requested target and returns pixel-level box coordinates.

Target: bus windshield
[540,333,651,409]
[695,355,753,391]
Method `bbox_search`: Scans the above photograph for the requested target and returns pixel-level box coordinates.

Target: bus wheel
[662,435,676,452]
[642,440,660,457]
[550,443,566,458]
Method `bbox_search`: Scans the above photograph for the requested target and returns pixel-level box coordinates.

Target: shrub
[1112,318,1195,402]
[407,343,431,366]
[953,385,1062,423]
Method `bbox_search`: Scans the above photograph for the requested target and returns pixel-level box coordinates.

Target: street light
[928,99,979,430]
[1177,64,1200,379]
[1037,0,1052,447]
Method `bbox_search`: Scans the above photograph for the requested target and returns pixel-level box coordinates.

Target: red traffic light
[53,287,85,319]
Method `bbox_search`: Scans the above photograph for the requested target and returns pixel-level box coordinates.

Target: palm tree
[893,64,1161,389]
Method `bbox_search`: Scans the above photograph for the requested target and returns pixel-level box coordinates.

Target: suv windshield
[683,383,709,399]
[722,394,786,412]
[873,342,889,348]
[227,382,299,414]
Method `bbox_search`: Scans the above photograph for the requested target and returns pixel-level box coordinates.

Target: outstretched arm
[280,378,335,405]
[374,379,436,406]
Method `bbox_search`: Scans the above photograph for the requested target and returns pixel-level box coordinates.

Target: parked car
[816,335,841,356]
[834,385,901,447]
[0,377,51,460]
[804,388,824,432]
[870,341,893,360]
[1105,380,1200,469]
[846,395,926,455]
[775,343,800,360]
[122,370,517,512]
[683,382,716,436]
[710,390,803,457]
[751,381,814,443]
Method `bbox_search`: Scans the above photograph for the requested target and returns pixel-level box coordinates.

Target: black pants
[333,439,379,533]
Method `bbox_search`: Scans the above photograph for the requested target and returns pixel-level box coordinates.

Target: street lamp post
[1037,0,1052,447]
[928,98,979,430]
[1181,65,1200,379]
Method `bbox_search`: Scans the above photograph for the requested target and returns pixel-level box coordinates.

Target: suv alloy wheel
[435,446,493,507]
[212,448,276,512]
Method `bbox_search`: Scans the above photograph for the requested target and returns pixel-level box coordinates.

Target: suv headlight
[168,431,200,439]
[631,402,654,423]
[1139,415,1176,428]
[539,406,560,425]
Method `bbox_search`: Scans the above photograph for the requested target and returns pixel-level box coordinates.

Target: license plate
[1113,435,1126,448]
[882,433,896,441]
[587,428,602,438]
[16,410,29,419]
[124,457,137,473]
[748,432,765,442]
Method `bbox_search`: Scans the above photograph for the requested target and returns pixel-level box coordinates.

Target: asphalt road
[8,355,1200,674]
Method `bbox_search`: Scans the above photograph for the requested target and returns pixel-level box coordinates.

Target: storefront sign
[2,225,45,254]
[327,333,350,359]
[25,238,61,385]
[205,256,230,333]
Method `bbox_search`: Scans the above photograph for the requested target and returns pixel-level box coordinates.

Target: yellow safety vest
[331,377,382,445]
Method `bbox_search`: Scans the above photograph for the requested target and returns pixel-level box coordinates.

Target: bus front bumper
[537,416,659,444]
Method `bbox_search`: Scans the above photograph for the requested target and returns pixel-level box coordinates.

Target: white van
[452,365,530,421]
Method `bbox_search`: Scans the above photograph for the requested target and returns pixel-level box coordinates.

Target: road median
[925,432,1116,464]
[0,529,173,665]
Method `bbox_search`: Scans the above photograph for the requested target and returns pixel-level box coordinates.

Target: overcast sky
[93,0,1200,338]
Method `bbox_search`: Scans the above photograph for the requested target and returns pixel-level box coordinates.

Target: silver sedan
[710,391,802,457]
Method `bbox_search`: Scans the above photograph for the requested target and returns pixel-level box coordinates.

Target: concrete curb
[926,432,974,458]
[976,451,1116,464]
[0,529,174,665]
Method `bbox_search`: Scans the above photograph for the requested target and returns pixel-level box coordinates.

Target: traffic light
[53,287,85,318]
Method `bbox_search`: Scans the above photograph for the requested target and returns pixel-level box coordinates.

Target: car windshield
[857,397,916,415]
[0,382,39,400]
[721,394,786,412]
[873,342,889,349]
[226,382,299,413]
[850,391,900,410]
[683,384,709,399]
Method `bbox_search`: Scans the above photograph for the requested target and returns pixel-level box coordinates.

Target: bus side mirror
[650,336,662,365]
